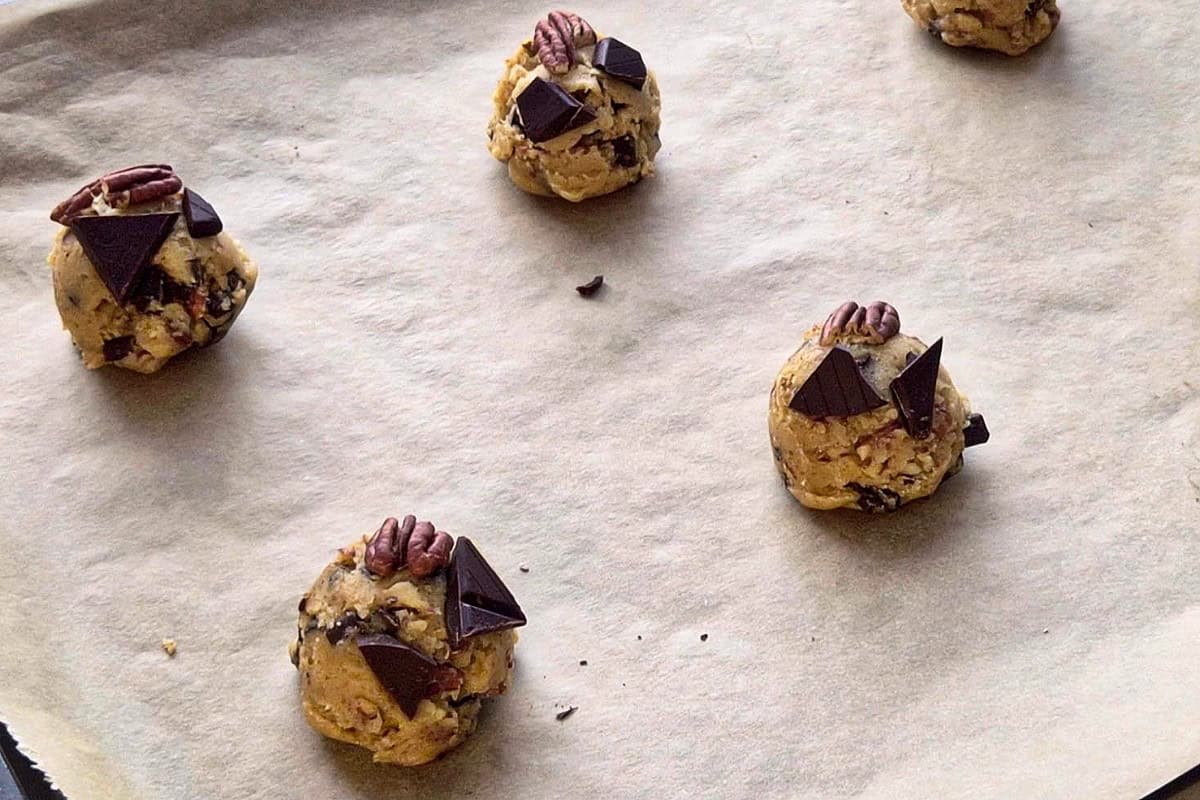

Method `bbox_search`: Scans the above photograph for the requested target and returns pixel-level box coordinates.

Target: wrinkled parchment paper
[1,1,1197,797]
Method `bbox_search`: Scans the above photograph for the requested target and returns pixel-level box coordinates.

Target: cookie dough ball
[768,302,990,512]
[47,165,257,373]
[902,0,1060,55]
[487,11,661,202]
[291,516,526,765]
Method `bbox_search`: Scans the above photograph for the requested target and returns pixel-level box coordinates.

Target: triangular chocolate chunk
[593,38,647,90]
[444,537,526,650]
[789,345,887,418]
[183,189,223,238]
[963,412,990,447]
[890,338,943,439]
[69,213,178,304]
[356,634,438,719]
[516,77,596,143]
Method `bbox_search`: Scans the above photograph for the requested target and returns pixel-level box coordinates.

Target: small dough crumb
[161,639,177,657]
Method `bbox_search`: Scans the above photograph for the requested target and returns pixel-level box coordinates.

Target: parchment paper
[0,1,1197,797]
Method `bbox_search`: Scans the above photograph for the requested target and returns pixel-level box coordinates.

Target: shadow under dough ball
[768,301,990,513]
[487,10,662,202]
[46,164,258,373]
[902,0,1061,56]
[291,515,526,765]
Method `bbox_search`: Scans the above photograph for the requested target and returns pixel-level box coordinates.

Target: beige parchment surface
[0,1,1197,798]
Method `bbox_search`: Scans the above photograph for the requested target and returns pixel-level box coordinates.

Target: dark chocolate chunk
[789,345,887,418]
[324,612,360,646]
[593,38,647,90]
[576,275,604,296]
[206,290,233,318]
[102,336,135,362]
[130,267,194,311]
[69,213,179,304]
[847,483,904,513]
[1026,0,1046,18]
[355,634,440,719]
[890,338,943,439]
[515,77,597,143]
[612,135,638,168]
[182,189,223,238]
[700,633,708,642]
[963,413,990,447]
[556,705,578,721]
[444,537,526,649]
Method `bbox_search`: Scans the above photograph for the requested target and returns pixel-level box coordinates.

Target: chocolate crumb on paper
[700,633,708,642]
[576,275,604,297]
[555,705,578,721]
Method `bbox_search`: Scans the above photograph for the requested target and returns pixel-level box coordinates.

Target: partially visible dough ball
[487,12,661,202]
[769,303,988,512]
[291,516,525,765]
[902,0,1060,56]
[47,166,257,373]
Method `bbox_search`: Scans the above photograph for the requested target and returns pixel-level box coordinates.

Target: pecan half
[364,515,417,578]
[50,164,182,224]
[406,521,453,577]
[533,11,596,74]
[819,301,900,346]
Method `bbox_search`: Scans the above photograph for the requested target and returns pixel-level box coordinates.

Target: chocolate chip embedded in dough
[789,345,887,418]
[444,537,527,649]
[593,38,647,90]
[182,189,223,238]
[515,77,597,143]
[69,213,179,304]
[102,336,135,362]
[890,338,943,440]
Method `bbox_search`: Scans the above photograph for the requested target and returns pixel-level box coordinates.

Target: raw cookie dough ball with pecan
[768,302,990,512]
[902,0,1061,56]
[487,11,662,202]
[47,165,257,373]
[291,515,526,765]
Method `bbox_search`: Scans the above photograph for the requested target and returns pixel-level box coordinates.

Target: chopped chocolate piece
[69,213,179,304]
[324,612,360,646]
[298,595,309,613]
[206,290,233,318]
[515,77,597,143]
[355,634,441,719]
[102,336,134,362]
[700,634,708,642]
[612,135,638,168]
[579,660,588,666]
[847,483,904,513]
[556,705,578,721]
[576,275,604,296]
[130,267,194,311]
[963,413,990,447]
[444,537,527,649]
[890,338,943,439]
[789,345,887,418]
[182,189,223,238]
[593,38,647,90]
